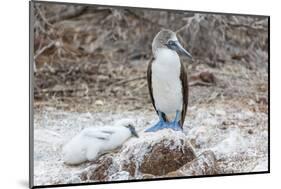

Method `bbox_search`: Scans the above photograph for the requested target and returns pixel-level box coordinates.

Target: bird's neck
[154,48,180,67]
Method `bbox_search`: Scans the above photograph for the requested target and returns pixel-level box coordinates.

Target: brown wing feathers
[180,62,188,128]
[147,58,155,111]
[147,58,168,122]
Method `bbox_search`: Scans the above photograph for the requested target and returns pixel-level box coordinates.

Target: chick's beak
[132,130,139,138]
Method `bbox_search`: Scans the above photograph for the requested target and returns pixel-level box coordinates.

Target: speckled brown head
[152,29,192,59]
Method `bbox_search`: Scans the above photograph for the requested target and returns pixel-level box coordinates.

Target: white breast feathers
[152,48,183,121]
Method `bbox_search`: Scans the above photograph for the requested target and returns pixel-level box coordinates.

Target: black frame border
[29,1,270,188]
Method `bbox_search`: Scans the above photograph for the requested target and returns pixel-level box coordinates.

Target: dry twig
[34,41,55,60]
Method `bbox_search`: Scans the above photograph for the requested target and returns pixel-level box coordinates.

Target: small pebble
[248,129,254,135]
[216,109,226,116]
[95,100,104,106]
[257,97,267,105]
[199,71,215,83]
[248,99,256,106]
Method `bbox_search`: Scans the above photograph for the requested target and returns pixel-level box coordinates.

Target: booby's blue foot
[166,121,182,131]
[146,110,183,132]
[145,111,168,132]
[145,120,167,132]
[145,120,182,132]
[164,110,183,132]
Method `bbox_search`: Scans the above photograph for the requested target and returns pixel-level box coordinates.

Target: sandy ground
[33,61,268,186]
[33,99,268,185]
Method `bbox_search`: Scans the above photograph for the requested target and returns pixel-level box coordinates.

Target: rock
[189,71,216,86]
[165,150,217,177]
[222,120,234,125]
[199,71,215,83]
[188,126,210,148]
[215,109,226,116]
[80,155,116,181]
[66,176,82,184]
[256,96,267,105]
[142,173,156,179]
[139,139,195,176]
[78,130,197,181]
[165,170,184,177]
[248,129,254,135]
[94,100,104,106]
[109,171,130,181]
[179,150,218,176]
[248,99,256,106]
[120,130,196,176]
[258,84,267,92]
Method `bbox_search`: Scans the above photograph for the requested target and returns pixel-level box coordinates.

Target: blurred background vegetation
[33,2,268,113]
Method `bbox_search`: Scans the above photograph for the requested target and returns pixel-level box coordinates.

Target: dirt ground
[33,60,268,185]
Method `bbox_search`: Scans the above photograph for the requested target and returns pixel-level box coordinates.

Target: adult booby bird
[145,29,192,132]
[62,120,138,165]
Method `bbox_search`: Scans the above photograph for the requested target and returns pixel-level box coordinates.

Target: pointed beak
[175,41,193,59]
[132,130,139,138]
[166,40,192,59]
[129,126,139,138]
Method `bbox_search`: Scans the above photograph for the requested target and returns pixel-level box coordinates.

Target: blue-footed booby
[62,120,138,165]
[145,29,192,132]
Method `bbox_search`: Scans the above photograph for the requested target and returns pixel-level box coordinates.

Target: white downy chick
[62,119,139,165]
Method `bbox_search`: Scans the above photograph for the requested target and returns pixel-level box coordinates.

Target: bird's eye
[167,40,174,45]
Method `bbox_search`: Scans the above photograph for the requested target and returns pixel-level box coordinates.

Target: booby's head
[125,124,139,138]
[152,29,192,59]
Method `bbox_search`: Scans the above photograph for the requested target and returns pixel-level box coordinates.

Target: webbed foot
[145,120,168,132]
[166,121,182,131]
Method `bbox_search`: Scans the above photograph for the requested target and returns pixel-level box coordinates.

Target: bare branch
[34,41,55,60]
